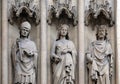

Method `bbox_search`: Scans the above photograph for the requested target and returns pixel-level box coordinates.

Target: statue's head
[96,25,107,40]
[20,21,31,38]
[56,24,69,41]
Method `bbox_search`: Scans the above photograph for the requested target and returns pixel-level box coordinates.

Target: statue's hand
[67,48,72,53]
[109,67,113,79]
[62,48,72,54]
[110,63,113,68]
[23,49,34,57]
[86,54,93,63]
[52,55,62,64]
[88,57,93,63]
[62,49,68,54]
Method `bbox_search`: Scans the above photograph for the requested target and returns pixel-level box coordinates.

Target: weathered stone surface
[0,0,118,84]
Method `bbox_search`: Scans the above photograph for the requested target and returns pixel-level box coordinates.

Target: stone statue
[86,25,113,84]
[51,24,77,84]
[11,21,38,84]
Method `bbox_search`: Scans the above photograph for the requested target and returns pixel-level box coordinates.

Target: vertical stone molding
[116,0,120,83]
[78,0,85,84]
[0,1,2,84]
[2,0,8,84]
[41,0,47,84]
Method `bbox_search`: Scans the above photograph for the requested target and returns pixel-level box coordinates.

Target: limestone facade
[0,0,119,84]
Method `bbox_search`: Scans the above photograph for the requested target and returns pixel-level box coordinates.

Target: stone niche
[85,0,115,84]
[47,0,78,84]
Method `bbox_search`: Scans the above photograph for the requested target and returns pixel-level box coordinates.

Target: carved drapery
[0,0,119,84]
[86,26,113,84]
[51,24,77,84]
[11,21,38,84]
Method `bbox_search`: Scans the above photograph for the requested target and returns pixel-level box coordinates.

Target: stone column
[0,0,2,84]
[78,0,85,84]
[40,0,47,84]
[116,0,120,83]
[2,0,8,84]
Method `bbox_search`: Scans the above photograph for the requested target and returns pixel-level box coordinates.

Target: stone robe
[86,40,113,84]
[11,38,38,84]
[51,39,76,84]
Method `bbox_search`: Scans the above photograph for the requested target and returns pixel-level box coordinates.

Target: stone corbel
[85,0,114,29]
[47,0,78,26]
[8,0,40,25]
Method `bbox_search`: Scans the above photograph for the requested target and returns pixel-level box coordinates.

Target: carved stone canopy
[47,0,78,26]
[8,0,40,25]
[85,0,114,28]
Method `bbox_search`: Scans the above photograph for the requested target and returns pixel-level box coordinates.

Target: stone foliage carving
[11,21,38,84]
[8,0,40,25]
[47,0,77,26]
[86,25,113,84]
[51,24,77,84]
[85,0,114,27]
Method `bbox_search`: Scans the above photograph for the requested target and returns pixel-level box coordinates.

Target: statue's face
[98,28,106,39]
[20,27,30,37]
[60,25,68,37]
